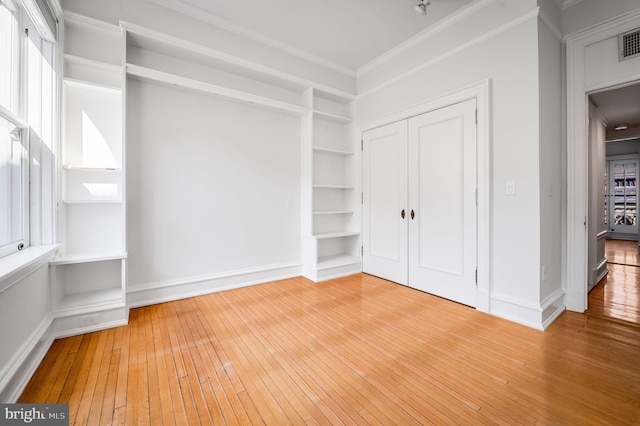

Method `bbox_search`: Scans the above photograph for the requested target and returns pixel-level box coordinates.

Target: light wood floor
[20,274,640,425]
[587,239,640,324]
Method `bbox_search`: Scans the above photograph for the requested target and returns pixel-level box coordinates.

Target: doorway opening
[586,82,640,325]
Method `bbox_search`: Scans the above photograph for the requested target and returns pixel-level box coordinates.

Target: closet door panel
[408,99,477,307]
[362,121,408,285]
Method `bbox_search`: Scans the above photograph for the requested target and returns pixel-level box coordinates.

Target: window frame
[0,0,59,260]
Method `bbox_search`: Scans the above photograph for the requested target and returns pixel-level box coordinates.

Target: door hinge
[361,246,364,256]
[361,192,364,204]
[475,269,478,284]
[361,139,363,151]
[475,188,478,206]
[475,109,477,124]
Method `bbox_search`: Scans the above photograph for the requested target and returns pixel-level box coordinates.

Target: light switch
[506,181,516,196]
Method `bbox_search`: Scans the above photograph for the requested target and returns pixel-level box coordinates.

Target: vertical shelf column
[51,14,128,333]
[302,89,360,282]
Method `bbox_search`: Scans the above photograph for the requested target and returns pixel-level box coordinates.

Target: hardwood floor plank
[85,328,116,426]
[18,273,640,425]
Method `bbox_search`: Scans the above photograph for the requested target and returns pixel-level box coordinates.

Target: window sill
[0,244,61,293]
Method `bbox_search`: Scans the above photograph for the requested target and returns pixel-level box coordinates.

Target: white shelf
[50,252,128,266]
[63,165,121,172]
[313,146,354,156]
[317,254,361,270]
[314,231,360,239]
[313,110,353,124]
[63,77,121,95]
[313,184,354,190]
[63,200,122,204]
[313,210,354,215]
[64,54,122,73]
[126,63,308,116]
[56,287,123,313]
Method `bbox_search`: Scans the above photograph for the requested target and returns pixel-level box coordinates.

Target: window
[0,1,19,114]
[0,116,28,257]
[0,0,58,258]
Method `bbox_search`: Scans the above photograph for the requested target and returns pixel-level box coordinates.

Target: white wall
[537,3,564,318]
[126,79,301,301]
[0,265,54,402]
[587,104,607,290]
[357,2,548,327]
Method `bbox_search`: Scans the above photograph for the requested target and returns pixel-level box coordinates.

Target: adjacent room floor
[587,239,640,325]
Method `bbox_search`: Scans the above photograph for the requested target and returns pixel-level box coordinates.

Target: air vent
[619,29,640,62]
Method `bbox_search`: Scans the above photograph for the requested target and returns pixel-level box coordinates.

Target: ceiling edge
[148,0,357,78]
[356,0,494,77]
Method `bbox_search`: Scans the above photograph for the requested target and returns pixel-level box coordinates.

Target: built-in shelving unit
[51,13,128,330]
[123,23,312,117]
[120,24,361,282]
[302,89,360,281]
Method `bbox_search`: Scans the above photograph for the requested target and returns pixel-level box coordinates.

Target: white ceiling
[590,83,640,129]
[174,0,476,72]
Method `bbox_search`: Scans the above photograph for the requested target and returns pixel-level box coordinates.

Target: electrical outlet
[79,315,98,327]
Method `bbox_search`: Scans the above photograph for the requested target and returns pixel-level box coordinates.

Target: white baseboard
[490,287,566,330]
[127,262,302,308]
[314,263,362,282]
[0,315,54,403]
[490,293,545,330]
[52,307,129,339]
[540,288,566,330]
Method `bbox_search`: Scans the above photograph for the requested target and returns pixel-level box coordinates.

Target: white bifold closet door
[363,98,477,307]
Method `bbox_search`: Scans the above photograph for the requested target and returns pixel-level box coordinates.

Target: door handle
[401,209,405,219]
[411,209,415,220]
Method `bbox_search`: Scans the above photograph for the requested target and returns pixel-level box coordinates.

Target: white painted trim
[63,10,120,33]
[491,287,565,330]
[120,21,356,102]
[127,262,302,308]
[126,64,308,116]
[357,8,540,99]
[0,314,54,402]
[490,292,545,330]
[0,245,59,294]
[561,0,586,11]
[593,257,608,280]
[357,0,495,76]
[589,100,609,128]
[564,7,640,40]
[315,264,362,283]
[538,9,563,42]
[541,287,566,329]
[148,0,355,78]
[565,9,640,313]
[47,0,62,19]
[64,53,122,73]
[358,80,491,314]
[53,318,128,339]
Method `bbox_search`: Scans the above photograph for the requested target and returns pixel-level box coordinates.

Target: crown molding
[148,0,356,78]
[357,0,495,77]
[560,0,586,10]
[357,7,540,99]
[539,8,563,41]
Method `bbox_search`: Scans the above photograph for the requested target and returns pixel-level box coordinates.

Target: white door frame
[358,80,491,313]
[566,10,640,312]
